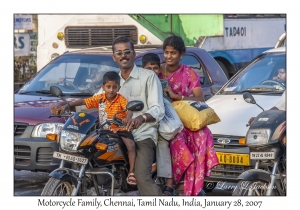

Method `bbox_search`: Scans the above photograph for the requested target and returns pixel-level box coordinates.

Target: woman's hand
[125,116,143,131]
[164,87,182,100]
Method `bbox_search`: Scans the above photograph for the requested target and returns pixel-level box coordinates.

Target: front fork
[252,159,279,196]
[59,160,86,196]
[60,160,115,196]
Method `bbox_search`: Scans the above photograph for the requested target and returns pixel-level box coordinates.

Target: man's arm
[126,71,165,130]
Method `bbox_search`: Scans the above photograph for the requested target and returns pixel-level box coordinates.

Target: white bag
[158,98,184,140]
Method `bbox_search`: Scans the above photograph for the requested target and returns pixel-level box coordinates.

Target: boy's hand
[50,103,67,115]
[122,118,128,125]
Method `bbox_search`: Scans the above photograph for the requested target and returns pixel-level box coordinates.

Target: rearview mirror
[126,100,144,111]
[50,86,63,97]
[243,92,256,104]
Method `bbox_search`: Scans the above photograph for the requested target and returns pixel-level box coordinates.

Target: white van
[205,47,286,182]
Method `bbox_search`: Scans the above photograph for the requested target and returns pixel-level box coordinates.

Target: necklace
[164,64,167,79]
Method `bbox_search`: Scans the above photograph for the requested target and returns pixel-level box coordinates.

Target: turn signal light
[95,143,108,151]
[57,32,64,40]
[139,35,147,44]
[239,138,246,145]
[46,134,58,141]
[282,136,286,144]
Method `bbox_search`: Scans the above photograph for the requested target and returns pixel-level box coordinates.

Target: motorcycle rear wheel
[41,177,74,196]
[232,180,278,196]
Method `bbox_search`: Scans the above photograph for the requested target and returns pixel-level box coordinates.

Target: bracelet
[141,114,147,123]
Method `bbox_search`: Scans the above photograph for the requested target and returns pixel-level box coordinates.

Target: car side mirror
[126,100,144,111]
[50,86,63,98]
[243,92,264,111]
[243,92,256,104]
[210,85,223,95]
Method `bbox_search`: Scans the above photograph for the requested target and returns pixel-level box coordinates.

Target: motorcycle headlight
[246,129,271,145]
[60,130,85,152]
[32,123,64,138]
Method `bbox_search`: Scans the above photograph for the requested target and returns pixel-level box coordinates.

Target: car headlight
[60,130,85,152]
[246,129,271,145]
[32,123,64,138]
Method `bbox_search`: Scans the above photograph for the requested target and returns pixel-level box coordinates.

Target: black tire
[41,177,74,196]
[216,60,230,79]
[232,180,279,196]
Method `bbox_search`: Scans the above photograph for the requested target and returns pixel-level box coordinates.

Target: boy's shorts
[117,130,134,141]
[156,135,172,178]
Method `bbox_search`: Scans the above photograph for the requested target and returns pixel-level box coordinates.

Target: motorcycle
[232,92,286,196]
[41,86,163,196]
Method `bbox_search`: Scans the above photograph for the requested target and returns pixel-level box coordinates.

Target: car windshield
[17,54,119,95]
[220,52,286,94]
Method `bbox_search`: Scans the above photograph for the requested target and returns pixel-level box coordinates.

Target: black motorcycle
[41,86,161,196]
[232,92,286,196]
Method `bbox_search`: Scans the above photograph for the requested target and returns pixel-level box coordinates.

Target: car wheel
[217,60,230,79]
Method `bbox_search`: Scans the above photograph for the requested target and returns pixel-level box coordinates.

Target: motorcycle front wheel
[41,177,74,196]
[232,180,278,196]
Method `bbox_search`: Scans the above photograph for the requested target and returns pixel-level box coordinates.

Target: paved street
[14,170,234,196]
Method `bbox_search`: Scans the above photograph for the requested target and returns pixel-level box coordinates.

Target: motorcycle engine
[95,167,113,186]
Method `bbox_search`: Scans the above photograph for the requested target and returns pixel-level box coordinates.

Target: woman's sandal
[126,173,137,185]
[176,182,185,196]
[177,190,184,196]
[163,186,174,196]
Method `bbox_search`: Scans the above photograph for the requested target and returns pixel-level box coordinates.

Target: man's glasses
[114,50,133,57]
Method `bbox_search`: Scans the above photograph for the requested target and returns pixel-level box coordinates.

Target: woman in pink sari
[159,35,219,196]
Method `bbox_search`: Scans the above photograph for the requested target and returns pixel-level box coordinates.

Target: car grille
[14,123,28,136]
[211,164,251,178]
[37,147,54,164]
[65,26,138,48]
[212,135,250,178]
[213,135,244,148]
[14,145,31,166]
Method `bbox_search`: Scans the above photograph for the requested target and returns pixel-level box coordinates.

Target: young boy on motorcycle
[51,71,137,185]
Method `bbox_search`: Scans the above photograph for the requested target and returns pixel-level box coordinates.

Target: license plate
[216,152,250,166]
[53,151,88,164]
[250,152,275,160]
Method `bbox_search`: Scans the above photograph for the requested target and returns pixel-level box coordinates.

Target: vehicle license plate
[250,152,275,160]
[216,152,250,166]
[53,151,88,164]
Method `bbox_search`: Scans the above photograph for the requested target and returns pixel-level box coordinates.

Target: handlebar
[48,111,74,118]
[99,117,125,129]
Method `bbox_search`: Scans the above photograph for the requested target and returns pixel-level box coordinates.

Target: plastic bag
[172,100,220,131]
[158,98,184,140]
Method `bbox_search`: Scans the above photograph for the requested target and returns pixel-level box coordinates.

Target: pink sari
[159,64,219,196]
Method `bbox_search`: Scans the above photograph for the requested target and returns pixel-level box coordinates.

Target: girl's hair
[142,53,161,68]
[103,71,120,85]
[163,35,186,54]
